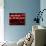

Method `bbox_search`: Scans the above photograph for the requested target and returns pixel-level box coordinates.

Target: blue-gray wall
[40,0,46,27]
[4,0,40,42]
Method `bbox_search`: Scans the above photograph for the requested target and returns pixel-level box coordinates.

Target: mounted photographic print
[9,13,25,25]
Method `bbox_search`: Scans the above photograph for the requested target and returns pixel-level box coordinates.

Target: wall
[0,0,4,42]
[4,0,40,42]
[40,0,46,27]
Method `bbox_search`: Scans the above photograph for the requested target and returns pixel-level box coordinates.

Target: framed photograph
[9,13,25,25]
